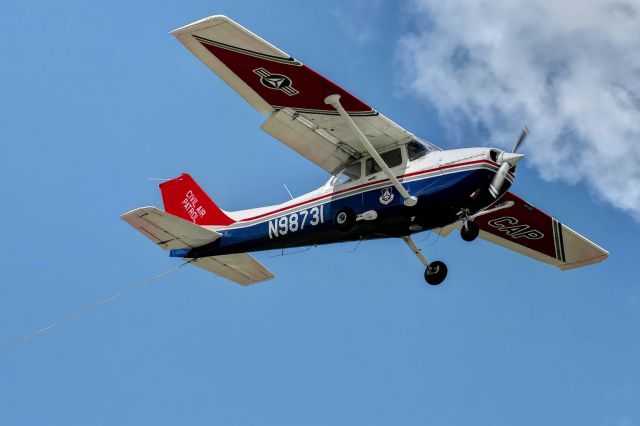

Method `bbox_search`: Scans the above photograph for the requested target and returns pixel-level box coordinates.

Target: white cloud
[332,0,384,45]
[398,0,640,218]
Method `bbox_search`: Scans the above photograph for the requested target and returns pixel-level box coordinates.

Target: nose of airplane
[488,151,525,199]
[498,152,525,166]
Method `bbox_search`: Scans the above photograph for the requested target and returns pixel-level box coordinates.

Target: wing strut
[325,94,418,207]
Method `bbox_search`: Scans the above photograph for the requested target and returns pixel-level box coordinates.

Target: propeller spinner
[488,127,528,198]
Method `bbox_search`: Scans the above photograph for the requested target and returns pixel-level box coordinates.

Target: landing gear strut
[402,235,448,285]
[457,200,516,242]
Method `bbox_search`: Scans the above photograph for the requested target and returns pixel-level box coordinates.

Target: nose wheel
[401,235,448,285]
[460,220,479,242]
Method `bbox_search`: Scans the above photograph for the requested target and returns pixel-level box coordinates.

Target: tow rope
[0,261,192,353]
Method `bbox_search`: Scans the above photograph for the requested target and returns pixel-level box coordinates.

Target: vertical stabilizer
[159,173,234,226]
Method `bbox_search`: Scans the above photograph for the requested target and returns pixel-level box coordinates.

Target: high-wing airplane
[122,15,608,286]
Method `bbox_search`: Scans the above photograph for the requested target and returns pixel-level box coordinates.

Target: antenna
[283,183,294,200]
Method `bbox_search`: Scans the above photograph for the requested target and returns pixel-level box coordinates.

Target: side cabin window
[365,148,402,175]
[331,161,362,186]
[407,140,430,161]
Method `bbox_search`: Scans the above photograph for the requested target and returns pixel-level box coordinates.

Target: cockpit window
[331,161,362,186]
[366,148,402,175]
[407,140,430,161]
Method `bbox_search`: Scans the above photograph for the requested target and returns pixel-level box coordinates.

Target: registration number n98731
[268,205,324,239]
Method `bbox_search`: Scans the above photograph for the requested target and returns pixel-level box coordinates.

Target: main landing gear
[424,261,448,285]
[402,235,448,285]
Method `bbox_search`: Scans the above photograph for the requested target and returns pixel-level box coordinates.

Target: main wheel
[333,207,356,231]
[460,221,480,242]
[424,261,448,285]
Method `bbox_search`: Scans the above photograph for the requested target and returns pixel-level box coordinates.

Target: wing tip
[170,14,231,35]
[558,224,609,271]
[241,273,276,286]
[558,250,609,271]
[120,206,158,219]
[169,14,291,60]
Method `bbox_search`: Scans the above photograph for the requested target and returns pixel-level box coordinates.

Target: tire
[424,261,448,285]
[333,207,356,231]
[460,221,480,242]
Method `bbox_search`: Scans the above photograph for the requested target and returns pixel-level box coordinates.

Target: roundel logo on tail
[253,67,299,96]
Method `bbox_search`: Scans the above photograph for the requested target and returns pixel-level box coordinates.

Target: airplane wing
[472,192,608,270]
[172,15,423,173]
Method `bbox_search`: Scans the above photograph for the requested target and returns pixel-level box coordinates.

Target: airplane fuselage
[174,147,513,259]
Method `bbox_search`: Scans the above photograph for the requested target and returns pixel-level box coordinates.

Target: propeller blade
[489,127,528,198]
[512,126,529,153]
[488,162,511,198]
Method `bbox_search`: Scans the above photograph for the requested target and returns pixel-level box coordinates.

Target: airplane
[122,15,608,286]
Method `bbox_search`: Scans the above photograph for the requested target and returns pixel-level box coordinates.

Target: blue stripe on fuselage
[176,166,499,257]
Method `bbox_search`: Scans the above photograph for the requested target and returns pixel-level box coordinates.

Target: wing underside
[172,15,418,173]
[191,253,275,286]
[472,192,608,270]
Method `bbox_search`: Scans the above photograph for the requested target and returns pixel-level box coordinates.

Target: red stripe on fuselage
[237,159,504,223]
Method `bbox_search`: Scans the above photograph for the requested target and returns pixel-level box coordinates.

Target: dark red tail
[159,173,234,226]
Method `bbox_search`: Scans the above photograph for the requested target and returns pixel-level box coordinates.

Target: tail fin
[159,173,234,226]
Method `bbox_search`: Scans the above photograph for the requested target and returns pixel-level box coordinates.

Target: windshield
[410,136,441,155]
[407,140,429,161]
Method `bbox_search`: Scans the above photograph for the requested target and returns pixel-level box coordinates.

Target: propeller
[512,126,529,153]
[488,127,528,198]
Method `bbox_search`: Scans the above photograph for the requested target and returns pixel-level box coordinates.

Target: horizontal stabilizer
[191,253,274,285]
[122,206,221,250]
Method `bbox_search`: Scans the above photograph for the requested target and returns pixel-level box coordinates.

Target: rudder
[159,173,234,226]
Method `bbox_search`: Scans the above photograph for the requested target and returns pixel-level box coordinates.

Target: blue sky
[1,1,638,425]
